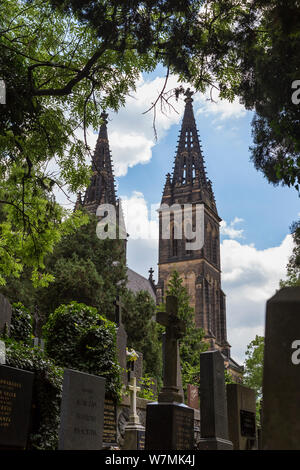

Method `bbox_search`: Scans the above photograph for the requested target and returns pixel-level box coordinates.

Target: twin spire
[77,88,217,215]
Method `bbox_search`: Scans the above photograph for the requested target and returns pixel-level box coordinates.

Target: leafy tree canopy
[2,0,300,284]
[243,334,264,422]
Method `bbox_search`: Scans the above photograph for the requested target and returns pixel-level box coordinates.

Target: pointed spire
[172,88,207,187]
[167,88,217,214]
[82,112,117,214]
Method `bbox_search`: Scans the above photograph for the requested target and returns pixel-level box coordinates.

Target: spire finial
[184,88,194,103]
[100,111,108,124]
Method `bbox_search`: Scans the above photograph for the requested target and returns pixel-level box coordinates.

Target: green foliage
[137,375,157,401]
[224,368,235,385]
[43,301,122,400]
[123,289,162,386]
[9,302,33,345]
[0,0,154,279]
[243,335,264,423]
[280,221,300,288]
[4,338,63,450]
[1,214,127,321]
[37,214,127,319]
[162,270,208,395]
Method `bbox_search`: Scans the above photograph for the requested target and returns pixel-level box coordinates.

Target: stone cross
[113,295,123,327]
[156,295,186,403]
[128,377,141,425]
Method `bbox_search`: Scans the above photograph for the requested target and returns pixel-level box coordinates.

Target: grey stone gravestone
[58,368,106,450]
[227,383,257,450]
[262,287,300,450]
[0,365,34,449]
[198,350,233,450]
[0,294,12,336]
[187,384,199,409]
[145,296,194,450]
[0,341,5,365]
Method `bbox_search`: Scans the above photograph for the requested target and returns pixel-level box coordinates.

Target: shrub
[43,301,122,400]
[10,302,33,345]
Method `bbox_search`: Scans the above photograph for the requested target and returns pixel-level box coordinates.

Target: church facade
[78,92,242,380]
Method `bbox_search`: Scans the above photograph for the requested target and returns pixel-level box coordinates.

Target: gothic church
[77,91,242,380]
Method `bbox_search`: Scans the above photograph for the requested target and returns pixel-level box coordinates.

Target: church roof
[127,268,156,301]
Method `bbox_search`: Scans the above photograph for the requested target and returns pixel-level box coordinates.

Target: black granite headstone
[227,383,257,450]
[198,350,233,450]
[262,287,300,450]
[0,365,34,449]
[58,368,106,450]
[146,403,194,450]
[0,294,12,336]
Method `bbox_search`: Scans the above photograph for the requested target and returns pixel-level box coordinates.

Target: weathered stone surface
[0,294,12,336]
[0,341,5,365]
[227,384,257,450]
[198,350,232,450]
[187,384,199,409]
[145,403,194,450]
[0,365,34,449]
[262,287,300,450]
[58,368,106,450]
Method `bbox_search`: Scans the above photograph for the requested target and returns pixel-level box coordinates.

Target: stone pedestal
[198,437,233,450]
[123,424,145,450]
[145,402,194,450]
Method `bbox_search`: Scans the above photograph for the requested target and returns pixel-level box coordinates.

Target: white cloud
[121,191,159,278]
[194,88,246,121]
[83,74,187,177]
[221,234,294,364]
[220,217,245,239]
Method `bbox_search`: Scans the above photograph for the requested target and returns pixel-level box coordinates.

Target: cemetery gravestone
[227,383,257,450]
[0,294,12,336]
[198,350,233,450]
[145,296,194,450]
[58,368,106,450]
[262,287,300,450]
[0,365,34,449]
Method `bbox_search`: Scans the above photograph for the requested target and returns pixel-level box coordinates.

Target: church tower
[156,89,231,358]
